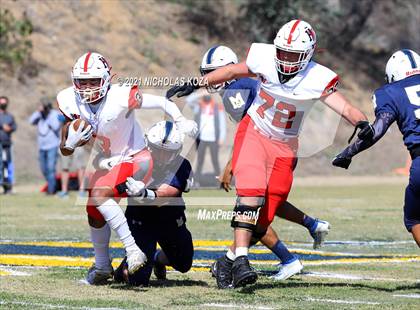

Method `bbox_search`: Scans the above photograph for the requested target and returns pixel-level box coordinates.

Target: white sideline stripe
[0,266,31,276]
[306,297,380,305]
[304,271,419,282]
[0,300,127,310]
[393,294,420,299]
[202,303,274,310]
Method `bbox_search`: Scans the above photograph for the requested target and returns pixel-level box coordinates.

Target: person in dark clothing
[0,96,17,194]
[113,121,194,286]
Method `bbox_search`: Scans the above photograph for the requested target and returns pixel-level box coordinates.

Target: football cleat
[212,256,234,289]
[153,261,167,280]
[232,256,258,288]
[310,219,330,249]
[86,262,113,285]
[127,249,147,275]
[271,258,303,281]
[113,257,128,284]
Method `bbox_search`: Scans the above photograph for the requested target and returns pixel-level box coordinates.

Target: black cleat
[213,256,234,289]
[232,256,258,288]
[153,261,167,280]
[113,257,128,284]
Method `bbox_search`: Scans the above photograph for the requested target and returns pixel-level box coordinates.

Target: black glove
[166,80,199,99]
[332,154,352,169]
[348,120,374,143]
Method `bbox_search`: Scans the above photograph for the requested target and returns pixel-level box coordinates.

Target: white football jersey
[246,43,339,138]
[57,84,146,157]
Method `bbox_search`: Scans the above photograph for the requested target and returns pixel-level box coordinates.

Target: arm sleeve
[341,111,396,158]
[29,111,41,125]
[141,93,184,122]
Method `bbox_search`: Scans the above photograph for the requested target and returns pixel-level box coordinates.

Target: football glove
[166,80,199,99]
[175,118,198,138]
[125,177,146,197]
[348,120,374,144]
[64,121,93,151]
[332,154,352,169]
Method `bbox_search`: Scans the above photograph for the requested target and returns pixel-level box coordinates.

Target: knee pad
[230,196,264,231]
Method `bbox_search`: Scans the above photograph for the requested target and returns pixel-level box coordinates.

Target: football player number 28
[256,89,298,130]
[405,85,420,119]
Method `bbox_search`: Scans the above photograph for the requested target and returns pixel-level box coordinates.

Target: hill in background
[1,0,416,182]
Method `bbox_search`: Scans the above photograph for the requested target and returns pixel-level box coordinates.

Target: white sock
[226,248,236,261]
[90,224,111,269]
[96,199,139,254]
[235,247,248,257]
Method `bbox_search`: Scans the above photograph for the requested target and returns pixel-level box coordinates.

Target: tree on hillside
[0,9,33,74]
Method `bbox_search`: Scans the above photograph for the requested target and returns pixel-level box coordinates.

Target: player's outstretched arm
[321,91,368,126]
[141,93,198,137]
[332,112,396,169]
[125,177,181,200]
[166,61,255,99]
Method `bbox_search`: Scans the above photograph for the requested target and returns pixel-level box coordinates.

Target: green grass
[1,181,419,309]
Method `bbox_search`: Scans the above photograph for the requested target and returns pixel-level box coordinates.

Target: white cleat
[127,250,147,274]
[311,219,330,249]
[86,262,113,285]
[271,259,303,281]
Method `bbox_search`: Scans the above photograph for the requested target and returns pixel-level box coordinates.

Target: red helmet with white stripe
[71,52,112,104]
[274,20,316,75]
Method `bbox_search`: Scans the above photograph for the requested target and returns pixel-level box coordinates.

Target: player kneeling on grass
[58,52,197,285]
[333,49,420,247]
[112,121,194,286]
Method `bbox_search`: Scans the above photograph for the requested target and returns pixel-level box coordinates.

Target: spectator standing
[58,146,87,198]
[187,93,226,185]
[0,96,17,194]
[29,100,61,195]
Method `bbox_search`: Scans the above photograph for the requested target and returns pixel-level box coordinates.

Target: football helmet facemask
[72,52,112,104]
[274,20,316,77]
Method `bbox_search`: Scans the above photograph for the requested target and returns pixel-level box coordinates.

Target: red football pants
[232,115,297,229]
[86,149,153,221]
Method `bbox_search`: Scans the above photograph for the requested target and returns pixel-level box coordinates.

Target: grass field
[0,178,419,309]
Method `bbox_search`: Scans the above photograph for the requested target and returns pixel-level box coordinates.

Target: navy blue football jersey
[221,78,259,122]
[373,74,420,150]
[149,156,192,193]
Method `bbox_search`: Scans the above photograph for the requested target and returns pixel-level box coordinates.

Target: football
[69,119,91,146]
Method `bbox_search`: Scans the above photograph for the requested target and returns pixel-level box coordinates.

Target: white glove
[125,177,146,197]
[64,120,93,151]
[175,118,198,138]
